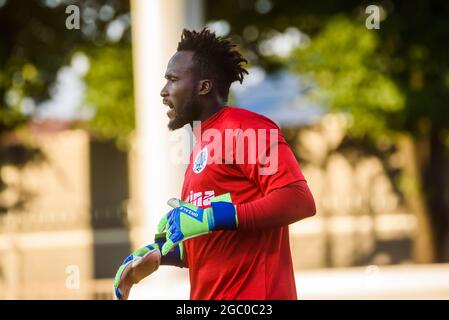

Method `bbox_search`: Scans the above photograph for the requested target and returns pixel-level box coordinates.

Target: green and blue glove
[114,242,160,300]
[157,193,238,255]
[113,233,185,300]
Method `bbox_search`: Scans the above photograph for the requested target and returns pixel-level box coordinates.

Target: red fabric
[237,180,316,231]
[181,106,316,300]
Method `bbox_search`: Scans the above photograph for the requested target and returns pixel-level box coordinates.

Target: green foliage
[206,0,449,260]
[206,0,449,136]
[289,16,404,140]
[0,0,131,133]
[0,1,77,133]
[0,107,27,135]
[83,45,134,149]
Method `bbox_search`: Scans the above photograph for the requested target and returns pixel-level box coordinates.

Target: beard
[167,92,201,131]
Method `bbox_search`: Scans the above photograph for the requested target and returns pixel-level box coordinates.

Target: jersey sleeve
[235,115,305,195]
[236,180,316,230]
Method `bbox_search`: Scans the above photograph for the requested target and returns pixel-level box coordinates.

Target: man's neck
[198,101,227,122]
[191,102,227,138]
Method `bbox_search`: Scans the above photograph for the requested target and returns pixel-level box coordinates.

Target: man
[114,28,316,300]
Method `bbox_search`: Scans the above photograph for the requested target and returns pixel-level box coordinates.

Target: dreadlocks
[177,28,248,100]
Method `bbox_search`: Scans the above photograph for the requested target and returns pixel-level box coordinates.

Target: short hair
[177,28,248,100]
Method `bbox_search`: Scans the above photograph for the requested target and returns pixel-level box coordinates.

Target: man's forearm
[236,180,316,231]
[157,182,316,254]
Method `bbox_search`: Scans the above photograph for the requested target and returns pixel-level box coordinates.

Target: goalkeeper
[114,28,316,300]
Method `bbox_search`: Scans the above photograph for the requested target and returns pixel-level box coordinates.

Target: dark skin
[160,51,227,130]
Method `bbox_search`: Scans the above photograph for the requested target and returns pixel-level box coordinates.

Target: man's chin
[168,117,188,131]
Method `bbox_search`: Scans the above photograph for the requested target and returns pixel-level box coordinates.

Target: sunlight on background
[1,0,449,300]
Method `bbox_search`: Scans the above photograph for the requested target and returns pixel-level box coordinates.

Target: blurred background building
[0,0,448,299]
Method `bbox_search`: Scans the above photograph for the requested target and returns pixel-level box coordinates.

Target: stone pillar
[129,0,203,299]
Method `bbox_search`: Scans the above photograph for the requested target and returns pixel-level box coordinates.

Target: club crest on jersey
[193,146,208,174]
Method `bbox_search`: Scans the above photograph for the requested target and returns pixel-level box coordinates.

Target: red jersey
[181,106,305,300]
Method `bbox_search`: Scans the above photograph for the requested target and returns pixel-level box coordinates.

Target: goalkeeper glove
[157,193,238,256]
[113,234,185,300]
[113,242,160,300]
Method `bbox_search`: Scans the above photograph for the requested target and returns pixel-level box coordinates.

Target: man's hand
[114,243,161,300]
[158,193,238,255]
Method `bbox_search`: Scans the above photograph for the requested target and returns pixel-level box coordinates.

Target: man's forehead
[166,51,195,75]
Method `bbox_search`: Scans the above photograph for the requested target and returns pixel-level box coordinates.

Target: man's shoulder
[224,106,280,129]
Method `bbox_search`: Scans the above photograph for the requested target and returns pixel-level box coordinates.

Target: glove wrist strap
[155,234,185,268]
[210,201,237,230]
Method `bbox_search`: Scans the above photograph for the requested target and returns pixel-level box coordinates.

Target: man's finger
[114,262,132,300]
[157,214,168,233]
[115,287,123,300]
[161,239,175,256]
[114,264,128,299]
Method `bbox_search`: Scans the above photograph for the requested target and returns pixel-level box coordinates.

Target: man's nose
[160,85,168,97]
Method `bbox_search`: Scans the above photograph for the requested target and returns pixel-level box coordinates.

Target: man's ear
[197,79,213,96]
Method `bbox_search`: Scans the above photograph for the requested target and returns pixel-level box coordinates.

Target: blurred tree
[83,45,134,149]
[290,16,404,140]
[0,0,132,214]
[0,0,132,134]
[206,0,449,262]
[288,16,435,264]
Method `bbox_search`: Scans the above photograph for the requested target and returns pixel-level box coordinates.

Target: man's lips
[167,108,176,119]
[162,99,173,107]
[163,100,175,118]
